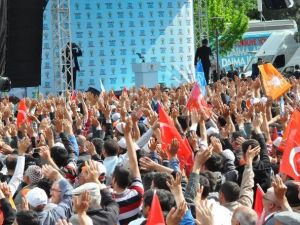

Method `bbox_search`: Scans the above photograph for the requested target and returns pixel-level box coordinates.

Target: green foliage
[194,0,256,55]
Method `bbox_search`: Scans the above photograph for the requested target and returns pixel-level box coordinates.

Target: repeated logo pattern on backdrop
[25,0,195,97]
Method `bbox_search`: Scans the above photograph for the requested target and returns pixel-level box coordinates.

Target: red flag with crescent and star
[280,109,300,181]
[186,82,208,111]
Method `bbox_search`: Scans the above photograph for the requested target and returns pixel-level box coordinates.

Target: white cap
[26,187,48,208]
[53,142,65,149]
[117,137,139,150]
[72,182,101,196]
[112,112,121,122]
[222,149,235,162]
[115,122,125,134]
[273,137,282,148]
[206,127,219,136]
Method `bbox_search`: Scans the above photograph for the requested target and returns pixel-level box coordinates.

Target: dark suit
[62,42,82,89]
[251,63,260,80]
[194,46,212,83]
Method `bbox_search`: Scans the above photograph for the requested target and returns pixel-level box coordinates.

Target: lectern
[132,63,160,88]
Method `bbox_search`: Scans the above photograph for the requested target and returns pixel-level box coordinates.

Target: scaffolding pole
[194,0,209,48]
[51,0,73,95]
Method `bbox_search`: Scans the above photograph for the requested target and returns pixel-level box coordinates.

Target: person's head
[202,171,222,192]
[24,165,43,185]
[50,178,72,204]
[76,135,86,153]
[5,154,17,173]
[152,172,172,191]
[219,181,240,204]
[92,138,104,155]
[257,58,263,65]
[50,144,69,168]
[231,206,258,225]
[202,39,208,46]
[115,122,125,139]
[285,180,300,208]
[241,139,260,162]
[26,187,48,212]
[142,189,175,218]
[16,210,40,225]
[295,65,300,70]
[204,153,224,172]
[112,165,130,190]
[86,87,100,104]
[72,182,101,210]
[142,172,155,191]
[263,187,281,214]
[103,139,119,157]
[199,174,210,199]
[37,178,53,198]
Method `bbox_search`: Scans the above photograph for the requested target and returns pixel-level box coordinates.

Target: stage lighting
[0,77,11,92]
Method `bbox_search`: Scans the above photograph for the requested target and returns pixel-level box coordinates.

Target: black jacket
[87,189,119,225]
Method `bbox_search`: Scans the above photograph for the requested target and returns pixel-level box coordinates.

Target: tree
[194,0,257,55]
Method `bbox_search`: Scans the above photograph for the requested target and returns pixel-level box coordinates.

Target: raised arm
[123,118,140,179]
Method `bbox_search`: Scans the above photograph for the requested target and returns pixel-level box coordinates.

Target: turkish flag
[158,103,194,172]
[186,83,208,111]
[17,98,28,128]
[146,191,165,225]
[259,63,292,100]
[280,110,300,181]
[254,184,264,220]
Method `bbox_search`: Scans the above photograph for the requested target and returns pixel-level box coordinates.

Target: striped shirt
[113,178,144,225]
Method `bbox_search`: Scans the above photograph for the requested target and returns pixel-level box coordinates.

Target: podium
[132,63,160,88]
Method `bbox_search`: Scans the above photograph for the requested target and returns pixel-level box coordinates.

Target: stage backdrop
[21,0,195,97]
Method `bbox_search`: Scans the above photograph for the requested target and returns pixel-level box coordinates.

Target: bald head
[232,206,258,225]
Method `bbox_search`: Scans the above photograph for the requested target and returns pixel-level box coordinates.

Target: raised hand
[210,136,223,153]
[18,137,31,155]
[42,164,62,181]
[73,191,90,215]
[169,138,179,158]
[166,201,187,225]
[139,157,157,171]
[84,160,100,184]
[85,141,97,156]
[245,145,260,165]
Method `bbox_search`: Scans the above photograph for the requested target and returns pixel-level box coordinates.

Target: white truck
[243,22,300,76]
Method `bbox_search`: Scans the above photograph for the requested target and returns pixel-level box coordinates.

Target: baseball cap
[26,187,48,208]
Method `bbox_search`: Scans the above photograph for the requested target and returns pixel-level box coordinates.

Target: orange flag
[186,83,208,111]
[17,98,28,128]
[146,191,165,225]
[158,104,194,172]
[280,110,300,180]
[254,184,264,219]
[259,63,292,100]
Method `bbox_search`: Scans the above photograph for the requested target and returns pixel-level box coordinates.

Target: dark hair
[37,178,53,198]
[104,139,119,156]
[285,180,300,207]
[177,116,189,132]
[202,171,222,192]
[50,146,68,168]
[232,131,244,140]
[143,189,175,212]
[92,138,104,155]
[5,154,17,171]
[205,153,224,172]
[202,39,208,45]
[153,172,172,191]
[112,165,131,189]
[241,139,260,161]
[295,65,299,70]
[16,210,40,225]
[220,181,240,202]
[142,172,155,191]
[199,175,210,199]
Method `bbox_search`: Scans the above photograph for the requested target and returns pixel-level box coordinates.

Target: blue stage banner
[17,0,195,98]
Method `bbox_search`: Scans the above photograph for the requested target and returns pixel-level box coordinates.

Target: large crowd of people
[0,73,299,225]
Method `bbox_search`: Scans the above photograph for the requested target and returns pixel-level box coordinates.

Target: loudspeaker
[263,0,294,9]
[5,0,43,88]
